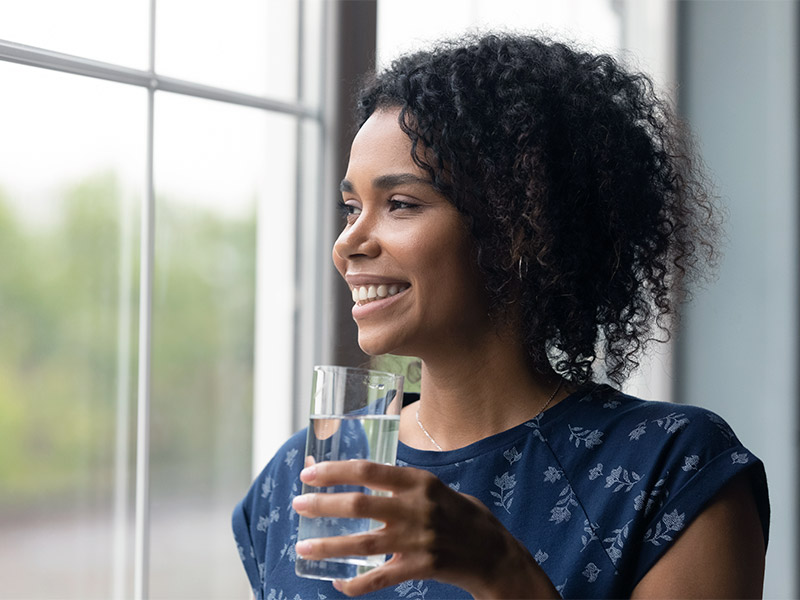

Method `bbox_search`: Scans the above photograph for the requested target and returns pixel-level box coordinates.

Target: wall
[676,2,798,597]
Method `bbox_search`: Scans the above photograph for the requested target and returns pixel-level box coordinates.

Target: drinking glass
[295,365,404,581]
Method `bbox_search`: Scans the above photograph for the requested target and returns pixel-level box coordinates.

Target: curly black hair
[355,33,719,385]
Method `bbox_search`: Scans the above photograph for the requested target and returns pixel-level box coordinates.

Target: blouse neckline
[397,384,602,467]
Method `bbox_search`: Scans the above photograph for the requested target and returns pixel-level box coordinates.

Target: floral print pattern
[395,581,428,598]
[581,519,600,552]
[583,562,601,582]
[603,519,631,565]
[568,425,604,448]
[629,420,648,441]
[550,484,579,524]
[644,510,686,546]
[284,448,298,468]
[653,413,690,435]
[605,466,641,493]
[543,466,563,483]
[633,476,667,516]
[504,446,522,465]
[731,451,750,464]
[491,472,517,513]
[682,455,700,472]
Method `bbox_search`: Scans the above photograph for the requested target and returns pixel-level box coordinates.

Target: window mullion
[132,2,157,597]
[0,39,318,119]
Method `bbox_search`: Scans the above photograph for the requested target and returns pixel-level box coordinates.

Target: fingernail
[300,465,317,481]
[332,580,343,591]
[295,540,312,557]
[292,495,309,511]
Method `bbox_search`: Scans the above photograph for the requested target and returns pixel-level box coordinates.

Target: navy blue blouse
[233,384,769,599]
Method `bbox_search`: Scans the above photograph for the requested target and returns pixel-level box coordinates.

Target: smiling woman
[232,32,769,600]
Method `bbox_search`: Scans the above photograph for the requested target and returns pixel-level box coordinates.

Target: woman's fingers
[334,554,432,597]
[300,460,426,493]
[295,528,407,561]
[292,491,398,522]
[292,462,500,593]
[290,462,544,597]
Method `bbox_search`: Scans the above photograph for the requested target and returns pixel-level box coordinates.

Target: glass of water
[295,365,404,581]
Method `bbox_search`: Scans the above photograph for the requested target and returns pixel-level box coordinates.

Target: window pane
[0,61,144,599]
[156,0,300,101]
[150,92,297,599]
[0,0,149,68]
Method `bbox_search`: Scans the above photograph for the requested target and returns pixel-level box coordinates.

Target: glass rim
[313,364,404,382]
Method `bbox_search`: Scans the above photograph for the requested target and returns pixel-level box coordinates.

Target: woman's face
[333,108,490,358]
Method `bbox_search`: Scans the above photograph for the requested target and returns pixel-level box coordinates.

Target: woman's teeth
[351,283,409,305]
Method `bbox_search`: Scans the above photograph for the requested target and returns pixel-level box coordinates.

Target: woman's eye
[388,198,418,211]
[337,199,361,223]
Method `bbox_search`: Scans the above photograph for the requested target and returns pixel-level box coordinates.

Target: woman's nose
[333,214,381,261]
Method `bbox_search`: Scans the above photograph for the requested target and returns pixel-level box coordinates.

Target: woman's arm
[632,473,766,599]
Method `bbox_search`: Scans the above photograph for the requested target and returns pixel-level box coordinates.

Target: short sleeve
[547,390,770,597]
[629,408,770,585]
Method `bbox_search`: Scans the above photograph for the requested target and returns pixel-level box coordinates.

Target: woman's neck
[399,332,566,451]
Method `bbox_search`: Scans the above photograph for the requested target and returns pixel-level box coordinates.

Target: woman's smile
[350,283,411,319]
[345,274,412,307]
[345,273,412,318]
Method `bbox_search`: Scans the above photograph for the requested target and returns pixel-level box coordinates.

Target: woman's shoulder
[257,429,308,479]
[233,428,307,534]
[550,384,743,450]
[541,384,767,528]
[540,384,769,590]
[242,428,308,510]
[232,429,309,597]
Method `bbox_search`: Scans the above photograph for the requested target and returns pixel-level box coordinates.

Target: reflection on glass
[0,61,144,598]
[150,92,297,599]
[156,0,300,100]
[0,0,148,68]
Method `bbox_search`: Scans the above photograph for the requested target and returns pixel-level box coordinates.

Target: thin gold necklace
[415,379,563,451]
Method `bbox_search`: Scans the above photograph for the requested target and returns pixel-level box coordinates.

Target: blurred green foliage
[371,355,421,395]
[0,173,255,511]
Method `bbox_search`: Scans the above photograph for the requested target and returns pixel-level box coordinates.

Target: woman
[233,33,769,598]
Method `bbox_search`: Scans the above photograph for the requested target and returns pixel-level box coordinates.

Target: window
[0,1,324,597]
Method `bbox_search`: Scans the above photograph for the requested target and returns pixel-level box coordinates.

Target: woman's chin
[357,338,389,357]
[357,333,404,358]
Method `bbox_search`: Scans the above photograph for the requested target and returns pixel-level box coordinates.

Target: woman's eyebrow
[372,173,431,189]
[339,173,431,194]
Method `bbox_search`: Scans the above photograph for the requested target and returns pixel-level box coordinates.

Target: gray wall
[677,1,798,597]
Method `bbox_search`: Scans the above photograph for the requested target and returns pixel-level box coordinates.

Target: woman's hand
[291,460,559,599]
